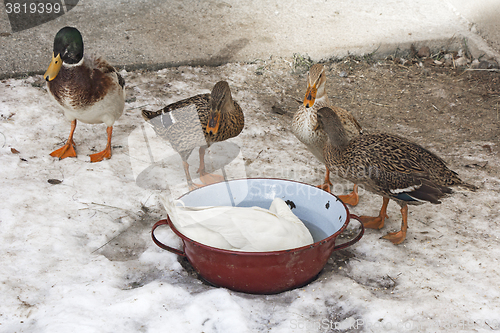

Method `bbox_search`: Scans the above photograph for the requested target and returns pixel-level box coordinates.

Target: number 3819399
[5,2,62,14]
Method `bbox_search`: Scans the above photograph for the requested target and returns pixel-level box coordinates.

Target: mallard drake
[142,81,244,189]
[315,107,476,244]
[44,27,125,163]
[162,196,313,252]
[292,63,362,206]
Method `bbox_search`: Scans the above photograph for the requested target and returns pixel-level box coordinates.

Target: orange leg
[183,160,203,190]
[382,204,408,245]
[90,126,114,163]
[50,119,77,159]
[359,197,390,229]
[338,184,360,206]
[197,146,224,185]
[317,168,333,192]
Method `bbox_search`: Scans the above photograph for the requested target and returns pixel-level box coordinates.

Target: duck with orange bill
[292,64,362,205]
[142,81,244,190]
[315,106,476,244]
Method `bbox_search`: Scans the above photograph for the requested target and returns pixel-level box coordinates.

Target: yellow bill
[44,53,63,81]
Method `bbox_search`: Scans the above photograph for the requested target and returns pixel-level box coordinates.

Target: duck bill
[44,53,63,81]
[206,111,221,135]
[303,85,317,108]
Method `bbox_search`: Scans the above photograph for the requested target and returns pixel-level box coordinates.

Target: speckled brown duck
[142,81,244,189]
[44,26,125,163]
[292,63,362,206]
[315,106,476,244]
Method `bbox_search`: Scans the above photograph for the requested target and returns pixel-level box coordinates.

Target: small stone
[423,58,434,66]
[478,61,490,69]
[454,57,469,67]
[339,71,348,78]
[271,105,285,115]
[479,59,500,69]
[48,179,62,185]
[417,46,431,58]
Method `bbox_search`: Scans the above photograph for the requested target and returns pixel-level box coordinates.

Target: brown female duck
[142,81,244,189]
[44,26,125,162]
[292,64,362,205]
[315,106,476,244]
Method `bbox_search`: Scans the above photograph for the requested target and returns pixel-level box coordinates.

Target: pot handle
[333,214,365,251]
[151,219,186,257]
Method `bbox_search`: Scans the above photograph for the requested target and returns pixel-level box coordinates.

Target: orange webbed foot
[317,182,331,193]
[382,230,407,245]
[358,213,388,229]
[90,126,114,162]
[188,182,205,191]
[359,197,390,229]
[382,204,409,245]
[50,141,77,159]
[199,172,225,186]
[89,147,111,163]
[337,185,359,206]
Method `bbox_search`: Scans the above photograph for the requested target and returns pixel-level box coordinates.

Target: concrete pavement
[0,0,499,79]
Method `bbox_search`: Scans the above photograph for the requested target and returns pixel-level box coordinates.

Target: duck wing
[142,94,211,155]
[345,133,456,204]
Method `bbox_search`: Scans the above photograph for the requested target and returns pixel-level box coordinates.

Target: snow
[1,63,500,333]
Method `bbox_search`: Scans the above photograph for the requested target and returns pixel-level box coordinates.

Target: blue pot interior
[178,179,348,243]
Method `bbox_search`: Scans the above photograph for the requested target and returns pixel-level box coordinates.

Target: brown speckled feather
[48,56,122,109]
[142,82,244,162]
[317,107,475,206]
[328,133,464,203]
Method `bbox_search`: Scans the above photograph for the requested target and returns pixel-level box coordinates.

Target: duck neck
[327,124,349,147]
[323,119,350,155]
[315,85,329,106]
[63,57,84,69]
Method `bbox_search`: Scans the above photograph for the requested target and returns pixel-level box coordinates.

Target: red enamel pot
[152,178,364,294]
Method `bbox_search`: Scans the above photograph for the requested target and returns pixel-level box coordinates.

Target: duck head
[206,81,232,135]
[304,64,327,108]
[44,27,84,81]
